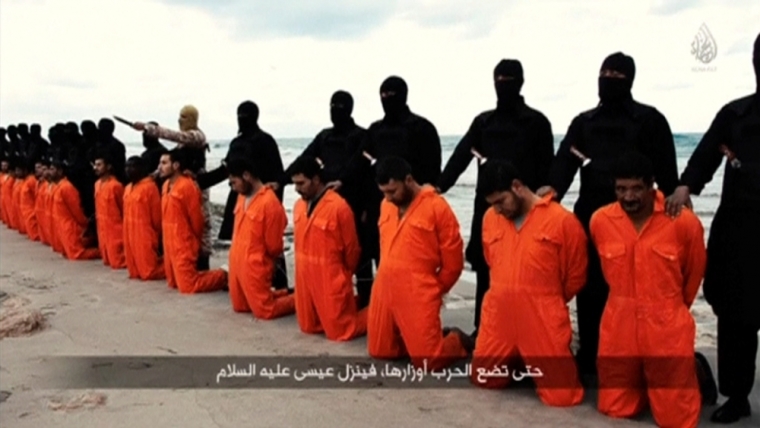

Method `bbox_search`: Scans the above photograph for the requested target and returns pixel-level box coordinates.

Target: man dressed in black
[279,90,372,307]
[330,75,442,303]
[200,100,288,289]
[537,52,680,375]
[666,32,760,424]
[437,59,554,337]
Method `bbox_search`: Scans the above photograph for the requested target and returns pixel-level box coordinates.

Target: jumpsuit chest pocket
[527,234,561,274]
[404,218,436,254]
[598,242,627,281]
[649,243,683,296]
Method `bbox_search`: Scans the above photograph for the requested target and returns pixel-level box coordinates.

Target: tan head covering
[179,104,199,131]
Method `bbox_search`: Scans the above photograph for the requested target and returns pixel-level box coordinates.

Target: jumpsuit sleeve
[337,202,361,273]
[679,107,731,195]
[435,199,464,293]
[548,117,584,201]
[560,213,588,302]
[149,184,162,234]
[62,183,88,227]
[533,113,556,189]
[264,201,287,259]
[183,181,205,241]
[144,124,207,148]
[114,182,124,217]
[437,117,480,193]
[679,212,707,308]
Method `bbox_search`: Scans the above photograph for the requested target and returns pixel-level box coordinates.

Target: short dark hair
[375,156,413,185]
[289,155,322,180]
[166,147,192,171]
[477,159,522,196]
[93,149,115,166]
[226,156,258,179]
[613,151,654,185]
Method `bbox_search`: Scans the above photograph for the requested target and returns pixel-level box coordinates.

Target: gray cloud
[45,78,96,90]
[158,0,507,40]
[648,0,702,15]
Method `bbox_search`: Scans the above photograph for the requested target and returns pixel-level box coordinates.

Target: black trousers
[197,253,210,271]
[355,218,379,309]
[574,241,609,373]
[473,267,490,330]
[717,314,760,399]
[273,256,288,290]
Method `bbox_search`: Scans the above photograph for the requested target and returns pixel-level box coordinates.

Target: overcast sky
[1,0,758,143]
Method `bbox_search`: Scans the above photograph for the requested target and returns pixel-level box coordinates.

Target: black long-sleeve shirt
[549,99,679,211]
[437,100,554,194]
[341,107,441,188]
[680,94,760,206]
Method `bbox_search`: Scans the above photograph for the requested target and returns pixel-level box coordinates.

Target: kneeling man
[591,152,706,428]
[291,156,366,341]
[470,159,587,407]
[367,156,472,371]
[227,157,294,319]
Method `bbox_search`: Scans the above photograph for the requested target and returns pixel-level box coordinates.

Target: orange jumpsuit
[11,178,25,233]
[367,186,468,370]
[34,181,50,245]
[590,191,706,428]
[470,195,587,406]
[228,187,294,319]
[294,189,366,340]
[162,175,226,293]
[51,178,101,260]
[95,176,126,269]
[20,176,39,241]
[0,173,6,224]
[47,182,65,254]
[123,177,165,280]
[3,176,14,227]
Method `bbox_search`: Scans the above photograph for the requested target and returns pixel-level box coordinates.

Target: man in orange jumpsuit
[591,152,706,428]
[290,155,366,340]
[123,156,165,281]
[93,152,126,269]
[11,162,29,234]
[34,160,51,246]
[367,156,472,370]
[226,157,294,319]
[469,159,587,407]
[159,149,227,293]
[49,160,101,260]
[0,157,10,225]
[20,159,43,241]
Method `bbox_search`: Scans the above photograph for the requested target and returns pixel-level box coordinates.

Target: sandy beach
[1,224,758,427]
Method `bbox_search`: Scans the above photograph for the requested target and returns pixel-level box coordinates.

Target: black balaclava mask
[18,123,30,141]
[753,32,760,93]
[493,59,524,110]
[598,52,636,105]
[30,124,42,137]
[237,101,260,134]
[81,120,98,146]
[330,90,354,129]
[380,76,409,121]
[7,126,20,156]
[98,118,115,141]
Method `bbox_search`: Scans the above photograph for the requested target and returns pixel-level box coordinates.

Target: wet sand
[0,227,758,427]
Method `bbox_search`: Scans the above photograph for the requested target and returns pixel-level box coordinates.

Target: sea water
[124,133,718,242]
